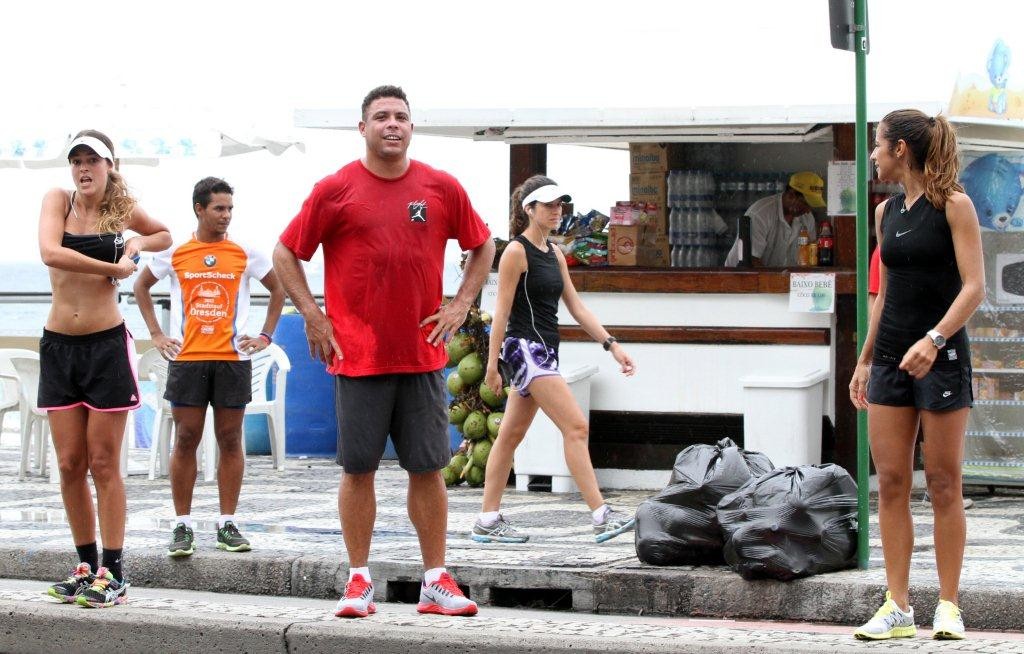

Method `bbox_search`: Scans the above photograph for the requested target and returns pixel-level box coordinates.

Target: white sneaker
[932,599,966,640]
[416,572,478,616]
[853,591,916,640]
[334,573,375,618]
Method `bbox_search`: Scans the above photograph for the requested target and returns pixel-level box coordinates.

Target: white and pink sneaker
[334,573,375,618]
[416,572,478,616]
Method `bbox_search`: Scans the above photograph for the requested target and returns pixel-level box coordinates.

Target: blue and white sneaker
[471,515,529,543]
[594,508,635,543]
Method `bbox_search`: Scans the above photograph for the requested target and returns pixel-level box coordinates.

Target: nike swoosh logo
[896,230,912,237]
[942,390,952,397]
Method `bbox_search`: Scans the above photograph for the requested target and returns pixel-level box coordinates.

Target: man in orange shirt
[135,177,285,557]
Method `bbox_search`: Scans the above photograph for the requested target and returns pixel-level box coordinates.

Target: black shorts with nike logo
[867,360,973,411]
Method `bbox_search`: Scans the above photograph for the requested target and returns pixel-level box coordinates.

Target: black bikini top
[62,191,125,264]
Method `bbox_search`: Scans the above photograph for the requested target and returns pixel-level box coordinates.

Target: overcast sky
[2,0,1020,265]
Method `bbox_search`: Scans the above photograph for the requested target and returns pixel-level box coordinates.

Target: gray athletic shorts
[334,370,450,474]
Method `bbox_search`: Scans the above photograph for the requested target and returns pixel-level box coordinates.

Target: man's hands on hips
[421,299,470,346]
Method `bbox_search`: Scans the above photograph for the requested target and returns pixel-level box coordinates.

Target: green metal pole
[855,0,871,570]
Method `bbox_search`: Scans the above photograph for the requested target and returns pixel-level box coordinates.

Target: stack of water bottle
[667,170,729,268]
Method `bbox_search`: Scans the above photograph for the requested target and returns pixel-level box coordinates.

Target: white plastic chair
[139,348,174,480]
[248,344,291,471]
[146,343,291,480]
[0,349,54,483]
[0,361,19,434]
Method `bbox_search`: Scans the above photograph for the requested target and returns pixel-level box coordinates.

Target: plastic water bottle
[669,207,681,246]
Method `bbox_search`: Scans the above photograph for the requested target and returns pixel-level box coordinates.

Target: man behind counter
[724,171,825,267]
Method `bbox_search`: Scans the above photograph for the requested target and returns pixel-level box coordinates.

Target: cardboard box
[637,234,670,267]
[629,172,667,234]
[630,171,668,206]
[629,143,670,174]
[608,225,641,266]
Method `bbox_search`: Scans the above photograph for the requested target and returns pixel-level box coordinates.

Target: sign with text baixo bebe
[789,273,836,313]
[479,271,499,314]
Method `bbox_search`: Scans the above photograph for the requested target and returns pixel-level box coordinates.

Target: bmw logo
[204,255,217,267]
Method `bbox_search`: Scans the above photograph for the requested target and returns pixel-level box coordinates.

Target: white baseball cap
[65,135,114,163]
[522,184,572,209]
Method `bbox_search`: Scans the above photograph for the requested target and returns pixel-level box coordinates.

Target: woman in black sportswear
[850,110,984,641]
[38,130,170,607]
[471,175,636,545]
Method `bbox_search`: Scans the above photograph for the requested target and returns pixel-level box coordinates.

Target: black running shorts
[164,360,252,408]
[38,323,140,412]
[334,371,450,474]
[868,362,973,411]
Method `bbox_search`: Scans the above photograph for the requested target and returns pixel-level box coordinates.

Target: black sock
[75,543,99,572]
[101,548,123,582]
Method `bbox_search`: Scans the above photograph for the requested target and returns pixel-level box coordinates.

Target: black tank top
[875,193,968,368]
[505,235,564,351]
[62,192,125,264]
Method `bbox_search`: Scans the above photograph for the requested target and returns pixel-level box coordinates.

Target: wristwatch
[602,336,618,351]
[926,329,946,349]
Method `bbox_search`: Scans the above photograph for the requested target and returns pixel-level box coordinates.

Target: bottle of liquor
[817,220,834,266]
[797,225,811,266]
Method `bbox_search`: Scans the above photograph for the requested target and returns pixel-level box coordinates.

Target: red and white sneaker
[334,574,375,618]
[416,572,478,616]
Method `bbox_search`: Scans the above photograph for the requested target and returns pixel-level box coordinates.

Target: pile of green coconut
[442,307,508,487]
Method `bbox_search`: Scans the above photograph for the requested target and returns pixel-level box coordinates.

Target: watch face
[932,333,946,347]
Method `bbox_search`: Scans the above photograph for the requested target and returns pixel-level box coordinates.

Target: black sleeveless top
[875,193,968,368]
[62,191,126,264]
[505,235,564,351]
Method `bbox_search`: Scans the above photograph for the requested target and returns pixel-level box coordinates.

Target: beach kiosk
[296,103,1024,488]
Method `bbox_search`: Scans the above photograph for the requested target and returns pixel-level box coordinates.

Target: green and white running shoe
[471,515,529,543]
[46,562,95,603]
[217,521,252,552]
[932,599,966,640]
[853,591,916,640]
[594,508,635,544]
[76,567,129,608]
[168,522,195,557]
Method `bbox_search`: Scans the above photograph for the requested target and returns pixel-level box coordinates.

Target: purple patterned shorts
[500,337,560,397]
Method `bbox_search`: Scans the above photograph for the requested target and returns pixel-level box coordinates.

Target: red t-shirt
[280,160,491,376]
[868,246,881,295]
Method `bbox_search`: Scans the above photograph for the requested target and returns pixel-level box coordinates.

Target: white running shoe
[853,591,916,640]
[334,573,375,618]
[932,599,966,640]
[416,572,478,616]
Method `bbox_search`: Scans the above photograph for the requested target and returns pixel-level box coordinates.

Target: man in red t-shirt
[275,85,494,619]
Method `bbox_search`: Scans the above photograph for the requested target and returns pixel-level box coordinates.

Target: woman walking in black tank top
[850,111,984,641]
[37,130,170,607]
[470,175,637,546]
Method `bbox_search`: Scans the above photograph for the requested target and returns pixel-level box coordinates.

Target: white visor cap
[522,184,572,209]
[65,136,114,163]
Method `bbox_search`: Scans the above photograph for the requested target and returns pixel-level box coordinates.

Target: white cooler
[514,364,599,493]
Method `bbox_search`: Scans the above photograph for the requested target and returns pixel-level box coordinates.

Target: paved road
[3,436,1024,631]
[2,578,1023,653]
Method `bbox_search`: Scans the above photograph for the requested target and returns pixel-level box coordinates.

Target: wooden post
[510,144,547,194]
[831,123,858,475]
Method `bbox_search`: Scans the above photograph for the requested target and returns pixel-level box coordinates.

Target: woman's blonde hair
[880,109,963,209]
[509,174,557,237]
[70,129,136,233]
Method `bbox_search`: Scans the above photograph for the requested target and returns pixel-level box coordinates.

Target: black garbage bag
[717,463,858,581]
[634,438,773,565]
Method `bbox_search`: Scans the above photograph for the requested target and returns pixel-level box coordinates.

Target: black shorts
[334,371,449,474]
[38,323,140,412]
[868,362,973,411]
[165,360,252,408]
